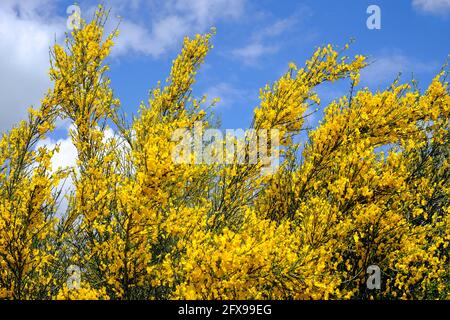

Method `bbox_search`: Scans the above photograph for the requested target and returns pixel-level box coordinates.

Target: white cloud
[107,0,246,58]
[0,0,66,131]
[205,82,250,109]
[35,124,118,215]
[0,0,246,132]
[231,15,298,65]
[256,16,298,40]
[231,43,279,65]
[35,126,78,215]
[173,0,244,26]
[412,0,450,15]
[36,126,78,173]
[113,15,190,57]
[35,125,117,171]
[360,53,437,86]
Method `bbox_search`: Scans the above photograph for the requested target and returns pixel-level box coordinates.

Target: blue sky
[99,0,450,130]
[0,0,449,163]
[97,0,449,131]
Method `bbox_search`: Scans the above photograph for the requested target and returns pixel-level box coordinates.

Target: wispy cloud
[205,82,252,109]
[0,0,66,131]
[361,52,438,86]
[231,43,279,65]
[256,16,299,40]
[102,0,246,58]
[0,0,246,130]
[230,12,304,65]
[112,15,190,57]
[412,0,450,16]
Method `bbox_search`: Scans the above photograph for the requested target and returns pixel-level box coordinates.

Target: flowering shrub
[0,8,449,300]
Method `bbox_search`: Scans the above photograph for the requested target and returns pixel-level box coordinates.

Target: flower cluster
[0,7,449,300]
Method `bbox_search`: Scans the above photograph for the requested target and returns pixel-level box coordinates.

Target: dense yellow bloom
[0,92,65,299]
[1,8,449,300]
